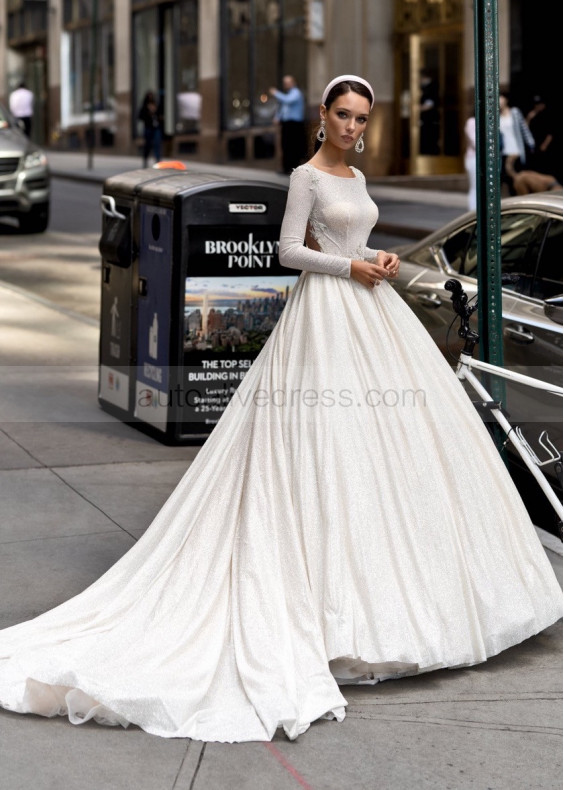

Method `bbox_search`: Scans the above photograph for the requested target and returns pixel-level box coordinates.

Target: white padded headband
[321,75,374,109]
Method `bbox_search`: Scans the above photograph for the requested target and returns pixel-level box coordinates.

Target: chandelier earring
[316,119,327,143]
[355,134,365,154]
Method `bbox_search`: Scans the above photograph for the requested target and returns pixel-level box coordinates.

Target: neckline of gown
[304,163,358,180]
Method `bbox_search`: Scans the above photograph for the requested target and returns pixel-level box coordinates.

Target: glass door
[133,7,159,139]
[132,4,175,139]
[162,6,175,137]
[398,31,464,175]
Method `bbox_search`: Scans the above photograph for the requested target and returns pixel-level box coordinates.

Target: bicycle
[444,278,563,524]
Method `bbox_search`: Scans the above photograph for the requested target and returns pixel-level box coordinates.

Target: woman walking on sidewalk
[499,91,535,193]
[0,75,561,743]
[138,90,163,168]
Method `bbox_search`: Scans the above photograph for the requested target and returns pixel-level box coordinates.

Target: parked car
[0,101,50,233]
[389,192,562,533]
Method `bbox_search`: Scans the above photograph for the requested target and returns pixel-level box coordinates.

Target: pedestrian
[525,95,558,177]
[269,75,306,174]
[464,113,476,210]
[511,169,561,196]
[0,74,561,744]
[9,81,34,137]
[419,69,440,154]
[176,89,202,134]
[138,90,163,167]
[499,91,535,194]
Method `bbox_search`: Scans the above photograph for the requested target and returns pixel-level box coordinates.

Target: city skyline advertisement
[185,275,297,309]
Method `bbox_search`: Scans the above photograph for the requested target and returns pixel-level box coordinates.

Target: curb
[50,169,430,241]
[51,169,108,186]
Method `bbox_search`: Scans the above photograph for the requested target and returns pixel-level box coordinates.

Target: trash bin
[98,169,298,444]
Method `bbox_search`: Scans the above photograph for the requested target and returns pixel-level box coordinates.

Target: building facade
[0,0,560,178]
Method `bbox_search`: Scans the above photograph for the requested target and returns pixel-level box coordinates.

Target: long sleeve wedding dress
[0,163,561,742]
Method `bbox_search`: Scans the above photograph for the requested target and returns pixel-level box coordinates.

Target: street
[0,178,102,321]
[49,178,103,235]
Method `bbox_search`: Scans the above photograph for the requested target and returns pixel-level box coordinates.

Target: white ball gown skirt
[0,273,561,742]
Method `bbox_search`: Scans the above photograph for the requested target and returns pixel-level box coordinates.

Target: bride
[0,75,561,743]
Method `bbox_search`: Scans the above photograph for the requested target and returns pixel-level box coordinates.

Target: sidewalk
[0,245,562,786]
[46,150,469,240]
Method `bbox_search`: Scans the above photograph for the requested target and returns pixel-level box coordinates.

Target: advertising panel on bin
[181,224,298,433]
[99,266,132,413]
[98,202,133,415]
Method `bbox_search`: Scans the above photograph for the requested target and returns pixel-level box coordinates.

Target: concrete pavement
[0,153,562,790]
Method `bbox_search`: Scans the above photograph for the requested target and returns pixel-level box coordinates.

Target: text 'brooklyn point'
[204,234,280,268]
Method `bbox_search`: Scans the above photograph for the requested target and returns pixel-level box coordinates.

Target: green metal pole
[473,0,506,446]
[87,0,99,170]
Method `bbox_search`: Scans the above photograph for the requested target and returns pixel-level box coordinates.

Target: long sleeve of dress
[363,246,381,262]
[278,168,352,278]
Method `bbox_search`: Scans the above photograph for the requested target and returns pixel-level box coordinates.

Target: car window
[532,218,563,300]
[409,244,439,268]
[439,224,476,273]
[462,212,543,291]
[498,212,542,294]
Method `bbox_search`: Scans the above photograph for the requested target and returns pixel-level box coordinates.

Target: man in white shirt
[9,82,34,137]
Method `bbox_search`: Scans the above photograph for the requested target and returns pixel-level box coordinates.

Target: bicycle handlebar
[444,279,478,338]
[445,275,520,339]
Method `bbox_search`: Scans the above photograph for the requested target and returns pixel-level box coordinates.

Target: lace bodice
[278,163,380,278]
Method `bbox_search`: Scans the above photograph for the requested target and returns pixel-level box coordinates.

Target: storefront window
[61,6,115,128]
[281,2,306,91]
[67,23,114,115]
[64,0,110,25]
[254,1,279,125]
[132,2,199,139]
[8,0,47,40]
[133,7,160,136]
[224,0,251,130]
[176,0,200,133]
[222,0,305,131]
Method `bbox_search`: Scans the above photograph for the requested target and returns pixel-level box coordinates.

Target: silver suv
[0,102,50,233]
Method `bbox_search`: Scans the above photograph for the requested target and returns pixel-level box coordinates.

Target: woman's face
[499,95,508,111]
[321,91,371,151]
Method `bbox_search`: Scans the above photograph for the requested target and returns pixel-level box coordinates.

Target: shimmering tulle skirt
[0,273,561,741]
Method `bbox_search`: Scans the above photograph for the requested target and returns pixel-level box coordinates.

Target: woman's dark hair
[323,80,373,110]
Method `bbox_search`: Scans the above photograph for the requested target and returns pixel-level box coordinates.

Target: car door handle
[416,293,443,308]
[504,324,535,344]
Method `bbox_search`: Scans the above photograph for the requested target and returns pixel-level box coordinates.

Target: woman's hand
[376,250,401,279]
[350,260,388,288]
[350,251,401,289]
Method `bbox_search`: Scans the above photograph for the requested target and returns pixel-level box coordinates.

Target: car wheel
[18,202,49,234]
